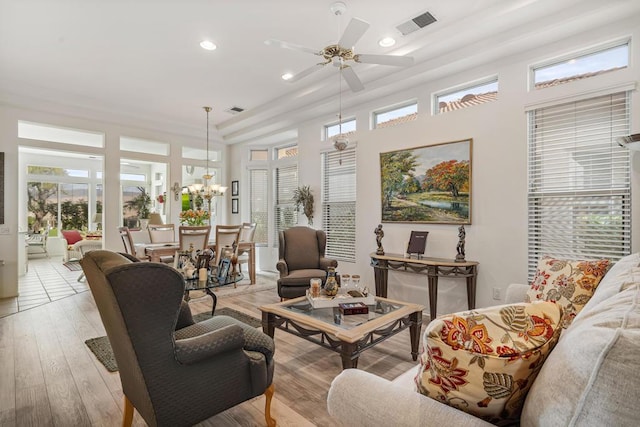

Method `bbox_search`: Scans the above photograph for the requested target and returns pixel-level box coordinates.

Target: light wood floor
[0,282,426,426]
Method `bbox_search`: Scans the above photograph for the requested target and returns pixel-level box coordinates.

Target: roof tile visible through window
[438,91,498,113]
[376,112,418,128]
[534,67,626,89]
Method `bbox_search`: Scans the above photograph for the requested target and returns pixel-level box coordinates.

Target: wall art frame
[231,198,239,214]
[231,180,239,196]
[380,139,472,224]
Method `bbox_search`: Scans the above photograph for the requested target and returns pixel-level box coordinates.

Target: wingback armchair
[276,226,338,299]
[80,250,276,427]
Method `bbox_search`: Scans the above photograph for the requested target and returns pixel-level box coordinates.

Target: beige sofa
[327,253,640,426]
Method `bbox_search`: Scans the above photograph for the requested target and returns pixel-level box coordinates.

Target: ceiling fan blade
[338,18,370,48]
[264,39,322,56]
[287,63,326,82]
[341,66,364,92]
[354,54,414,67]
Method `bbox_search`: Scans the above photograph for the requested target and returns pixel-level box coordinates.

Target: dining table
[142,241,256,284]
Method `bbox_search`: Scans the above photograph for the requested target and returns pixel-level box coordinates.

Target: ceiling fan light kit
[266,1,414,92]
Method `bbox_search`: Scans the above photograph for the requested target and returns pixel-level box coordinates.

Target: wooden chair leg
[264,383,276,427]
[122,395,134,427]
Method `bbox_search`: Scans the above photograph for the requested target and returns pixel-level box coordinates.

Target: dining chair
[179,225,211,251]
[118,226,149,261]
[214,225,241,266]
[237,222,257,276]
[148,223,175,243]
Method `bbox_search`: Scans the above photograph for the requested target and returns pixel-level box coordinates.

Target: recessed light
[281,73,293,81]
[200,40,217,51]
[378,37,396,47]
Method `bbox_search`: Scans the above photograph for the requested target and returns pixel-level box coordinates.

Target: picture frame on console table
[380,139,471,224]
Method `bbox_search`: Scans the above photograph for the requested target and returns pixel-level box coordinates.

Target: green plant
[124,187,151,219]
[293,185,314,225]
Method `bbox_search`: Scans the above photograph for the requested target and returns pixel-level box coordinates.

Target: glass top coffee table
[260,296,424,369]
[184,272,244,315]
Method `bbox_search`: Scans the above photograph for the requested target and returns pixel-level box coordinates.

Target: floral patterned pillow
[525,256,610,328]
[415,301,563,426]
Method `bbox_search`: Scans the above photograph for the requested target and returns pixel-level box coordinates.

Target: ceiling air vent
[225,106,245,115]
[396,11,437,36]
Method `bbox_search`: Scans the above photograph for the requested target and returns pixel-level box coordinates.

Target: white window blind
[527,91,631,279]
[249,169,268,245]
[322,149,356,262]
[274,164,298,245]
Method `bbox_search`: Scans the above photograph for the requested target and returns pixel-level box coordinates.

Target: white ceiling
[2,0,639,146]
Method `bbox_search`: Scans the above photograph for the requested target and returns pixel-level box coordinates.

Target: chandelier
[187,106,227,218]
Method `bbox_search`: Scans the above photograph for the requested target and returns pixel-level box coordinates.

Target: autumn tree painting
[380,139,471,223]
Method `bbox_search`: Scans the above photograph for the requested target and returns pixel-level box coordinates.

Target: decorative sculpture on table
[455,225,466,262]
[374,224,385,255]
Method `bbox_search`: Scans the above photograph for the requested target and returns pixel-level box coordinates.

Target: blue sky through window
[534,43,628,84]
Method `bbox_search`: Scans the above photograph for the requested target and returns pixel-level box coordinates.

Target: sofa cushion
[61,229,83,245]
[526,256,610,328]
[416,301,563,426]
[575,252,640,316]
[521,282,640,427]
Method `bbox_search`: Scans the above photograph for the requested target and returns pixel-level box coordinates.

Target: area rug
[85,307,262,372]
[63,260,83,271]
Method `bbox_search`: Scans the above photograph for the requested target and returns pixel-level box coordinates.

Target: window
[434,78,498,114]
[250,149,268,161]
[182,146,221,162]
[18,121,104,148]
[27,166,89,178]
[374,102,417,128]
[322,149,356,262]
[276,145,298,160]
[274,164,298,245]
[325,119,356,140]
[249,169,268,245]
[533,42,629,89]
[527,92,630,279]
[121,136,169,156]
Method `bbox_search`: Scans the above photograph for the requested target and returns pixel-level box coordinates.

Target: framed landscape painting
[380,139,472,224]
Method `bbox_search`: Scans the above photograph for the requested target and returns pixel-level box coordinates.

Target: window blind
[274,164,298,245]
[249,169,268,245]
[322,149,356,262]
[527,91,631,279]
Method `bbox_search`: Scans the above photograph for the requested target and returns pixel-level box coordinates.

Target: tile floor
[0,255,89,318]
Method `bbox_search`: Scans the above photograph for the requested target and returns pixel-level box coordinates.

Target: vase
[324,267,339,296]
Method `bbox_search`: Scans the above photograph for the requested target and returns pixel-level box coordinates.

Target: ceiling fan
[265,1,414,92]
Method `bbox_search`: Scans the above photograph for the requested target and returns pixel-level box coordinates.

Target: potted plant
[293,185,314,225]
[124,187,151,228]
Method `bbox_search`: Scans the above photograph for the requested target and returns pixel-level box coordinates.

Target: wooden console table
[370,253,479,321]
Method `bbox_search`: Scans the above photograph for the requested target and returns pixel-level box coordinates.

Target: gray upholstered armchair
[80,250,276,427]
[276,226,338,299]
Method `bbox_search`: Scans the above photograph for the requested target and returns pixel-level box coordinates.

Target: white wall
[232,17,640,316]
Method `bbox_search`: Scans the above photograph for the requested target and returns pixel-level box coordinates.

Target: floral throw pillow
[415,301,563,426]
[525,256,610,328]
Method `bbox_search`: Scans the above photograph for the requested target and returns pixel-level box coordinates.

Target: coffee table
[184,272,244,315]
[260,296,424,369]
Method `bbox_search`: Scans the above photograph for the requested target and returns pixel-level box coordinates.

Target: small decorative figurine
[455,225,466,262]
[374,224,385,255]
